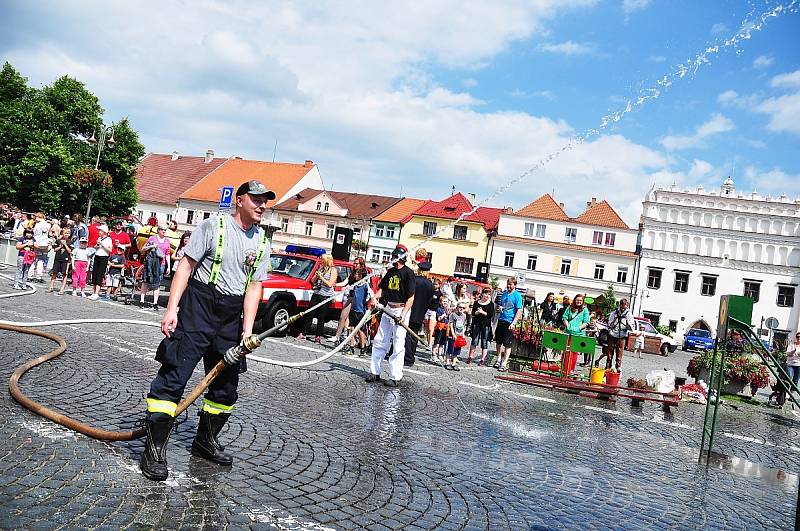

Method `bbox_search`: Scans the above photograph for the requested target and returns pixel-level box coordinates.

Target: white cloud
[711,23,728,35]
[648,55,667,63]
[539,40,594,55]
[742,166,800,198]
[752,55,774,69]
[755,93,800,134]
[462,78,478,88]
[660,114,735,150]
[770,70,800,89]
[622,0,651,14]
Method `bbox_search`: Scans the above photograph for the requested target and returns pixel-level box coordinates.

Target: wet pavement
[1,283,799,529]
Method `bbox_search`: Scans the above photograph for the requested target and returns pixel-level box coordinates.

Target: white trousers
[371,307,407,381]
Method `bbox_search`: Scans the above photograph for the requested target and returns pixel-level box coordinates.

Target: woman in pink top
[785,332,800,387]
[139,225,171,310]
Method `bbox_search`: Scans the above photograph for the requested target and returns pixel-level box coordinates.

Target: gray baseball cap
[236,180,276,199]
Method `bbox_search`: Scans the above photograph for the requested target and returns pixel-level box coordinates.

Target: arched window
[324,202,329,212]
[316,201,322,211]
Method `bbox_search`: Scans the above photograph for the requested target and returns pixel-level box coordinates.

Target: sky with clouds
[1,0,798,224]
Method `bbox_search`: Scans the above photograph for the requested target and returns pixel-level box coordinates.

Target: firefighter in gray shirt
[140,180,273,482]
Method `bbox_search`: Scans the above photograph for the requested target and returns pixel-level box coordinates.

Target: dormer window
[316,201,322,211]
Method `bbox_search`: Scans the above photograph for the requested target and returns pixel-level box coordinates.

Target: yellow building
[399,193,502,278]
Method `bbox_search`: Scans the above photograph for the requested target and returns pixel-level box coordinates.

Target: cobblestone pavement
[1,284,799,529]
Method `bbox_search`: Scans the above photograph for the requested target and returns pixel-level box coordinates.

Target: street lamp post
[85,124,115,219]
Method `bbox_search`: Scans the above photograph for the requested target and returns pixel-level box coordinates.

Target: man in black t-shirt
[367,244,416,387]
[404,260,434,367]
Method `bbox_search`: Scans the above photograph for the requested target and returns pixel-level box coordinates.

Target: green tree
[598,284,618,317]
[0,62,144,216]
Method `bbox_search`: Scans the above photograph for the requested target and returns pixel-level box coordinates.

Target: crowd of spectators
[2,205,189,310]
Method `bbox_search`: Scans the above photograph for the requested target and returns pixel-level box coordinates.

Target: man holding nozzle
[140,180,273,481]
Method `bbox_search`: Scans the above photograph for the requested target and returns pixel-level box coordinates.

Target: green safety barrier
[542,330,568,351]
[570,335,596,354]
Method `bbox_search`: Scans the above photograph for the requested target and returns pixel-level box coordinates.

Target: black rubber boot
[139,412,175,481]
[191,411,233,466]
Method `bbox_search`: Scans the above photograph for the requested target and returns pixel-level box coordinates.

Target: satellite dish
[765,317,779,330]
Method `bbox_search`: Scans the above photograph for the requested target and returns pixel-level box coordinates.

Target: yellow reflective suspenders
[209,215,269,290]
[208,215,226,286]
[245,229,269,289]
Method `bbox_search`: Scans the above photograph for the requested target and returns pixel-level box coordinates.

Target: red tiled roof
[181,159,316,206]
[574,200,630,230]
[404,193,503,231]
[374,197,427,223]
[495,234,636,257]
[135,153,228,206]
[513,195,632,230]
[514,194,569,221]
[273,188,401,218]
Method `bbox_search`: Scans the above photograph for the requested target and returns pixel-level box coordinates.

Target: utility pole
[84,124,115,219]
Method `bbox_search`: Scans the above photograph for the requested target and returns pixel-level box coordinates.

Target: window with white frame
[324,202,329,212]
[455,256,474,274]
[647,269,662,289]
[701,275,717,296]
[604,232,616,247]
[203,212,210,220]
[777,285,795,307]
[535,224,546,238]
[381,250,392,262]
[564,227,577,243]
[743,280,760,302]
[166,213,173,221]
[352,226,361,238]
[423,221,437,236]
[186,210,195,225]
[371,249,381,262]
[617,266,628,283]
[316,201,322,211]
[526,254,537,271]
[504,251,514,267]
[374,224,385,238]
[137,210,144,221]
[560,258,572,276]
[385,225,396,239]
[326,223,335,239]
[304,221,313,236]
[594,263,605,280]
[592,231,603,245]
[524,222,535,237]
[453,225,468,241]
[281,217,289,232]
[674,271,689,293]
[150,211,157,219]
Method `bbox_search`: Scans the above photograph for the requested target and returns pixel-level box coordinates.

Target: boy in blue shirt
[495,278,523,371]
[347,269,371,356]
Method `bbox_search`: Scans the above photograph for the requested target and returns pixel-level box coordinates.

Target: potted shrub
[687,348,771,397]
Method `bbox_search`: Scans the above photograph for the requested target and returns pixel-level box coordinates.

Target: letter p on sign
[219,186,234,209]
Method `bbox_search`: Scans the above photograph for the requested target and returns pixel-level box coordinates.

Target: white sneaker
[87,294,98,300]
[72,291,78,297]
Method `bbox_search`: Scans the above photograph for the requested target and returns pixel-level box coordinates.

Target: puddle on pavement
[702,451,798,488]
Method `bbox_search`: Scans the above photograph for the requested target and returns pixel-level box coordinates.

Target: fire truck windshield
[270,255,315,280]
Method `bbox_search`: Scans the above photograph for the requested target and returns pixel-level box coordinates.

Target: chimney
[468,193,476,203]
[171,151,179,161]
[304,160,314,168]
[505,207,513,214]
[205,149,214,163]
[586,197,597,207]
[558,202,565,210]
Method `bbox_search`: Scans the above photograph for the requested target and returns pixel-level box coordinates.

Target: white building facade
[635,178,800,343]
[489,195,638,302]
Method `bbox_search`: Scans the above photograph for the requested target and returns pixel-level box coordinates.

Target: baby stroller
[119,258,144,304]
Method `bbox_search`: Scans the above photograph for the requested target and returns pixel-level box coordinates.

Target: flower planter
[694,369,752,397]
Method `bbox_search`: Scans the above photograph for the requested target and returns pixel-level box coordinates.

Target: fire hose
[2,285,426,441]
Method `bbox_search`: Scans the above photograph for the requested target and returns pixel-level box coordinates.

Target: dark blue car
[683,328,714,352]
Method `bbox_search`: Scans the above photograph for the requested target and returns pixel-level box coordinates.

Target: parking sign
[218,186,234,210]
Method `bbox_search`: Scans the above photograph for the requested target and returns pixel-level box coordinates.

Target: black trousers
[404,321,423,366]
[148,279,244,408]
[304,293,332,337]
